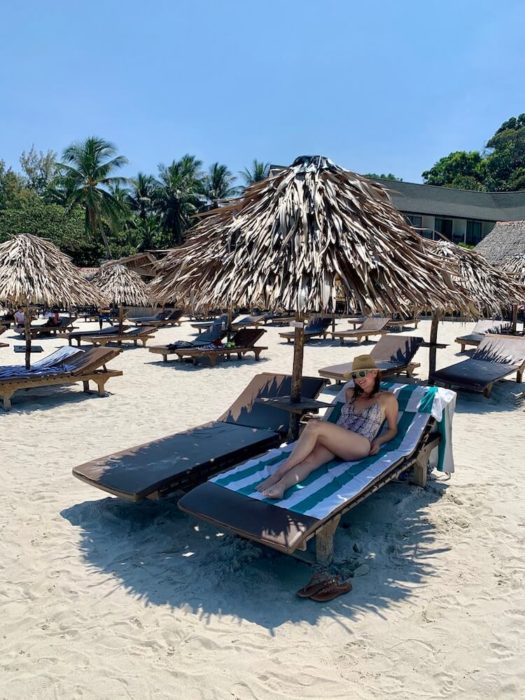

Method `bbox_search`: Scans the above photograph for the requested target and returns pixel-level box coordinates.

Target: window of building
[466,220,483,245]
[434,217,453,240]
[405,214,423,229]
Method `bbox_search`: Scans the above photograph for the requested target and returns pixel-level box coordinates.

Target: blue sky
[1,0,524,184]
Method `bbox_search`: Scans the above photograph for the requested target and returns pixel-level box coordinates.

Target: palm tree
[58,137,129,256]
[239,159,270,188]
[202,163,238,209]
[128,172,157,222]
[155,154,204,245]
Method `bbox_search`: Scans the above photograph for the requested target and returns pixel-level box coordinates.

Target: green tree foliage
[155,155,205,245]
[422,151,487,190]
[19,146,58,197]
[422,115,525,191]
[0,160,26,209]
[0,194,101,266]
[364,173,403,181]
[240,160,270,187]
[58,136,129,255]
[202,163,238,208]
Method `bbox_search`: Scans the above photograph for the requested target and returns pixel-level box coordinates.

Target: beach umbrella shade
[499,253,525,331]
[151,156,467,435]
[91,262,151,332]
[429,241,525,365]
[0,233,104,368]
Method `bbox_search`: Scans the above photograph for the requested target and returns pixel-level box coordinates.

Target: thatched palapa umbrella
[91,262,150,333]
[0,233,104,368]
[152,156,466,435]
[499,252,525,332]
[429,241,525,362]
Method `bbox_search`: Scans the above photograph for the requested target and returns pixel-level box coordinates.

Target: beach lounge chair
[178,381,455,564]
[161,328,268,366]
[319,335,423,383]
[279,317,333,343]
[25,316,78,338]
[431,335,525,397]
[231,313,269,330]
[330,316,391,345]
[68,324,128,346]
[80,326,157,348]
[72,373,327,501]
[128,309,183,327]
[191,314,228,334]
[148,323,228,362]
[387,315,420,331]
[455,319,512,353]
[0,346,122,410]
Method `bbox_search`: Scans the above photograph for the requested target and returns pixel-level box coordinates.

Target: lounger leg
[315,515,341,565]
[517,368,523,383]
[82,380,90,392]
[1,393,13,410]
[162,354,168,362]
[95,379,108,396]
[483,384,493,398]
[254,349,262,361]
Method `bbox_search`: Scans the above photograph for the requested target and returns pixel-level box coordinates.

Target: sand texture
[1,318,524,699]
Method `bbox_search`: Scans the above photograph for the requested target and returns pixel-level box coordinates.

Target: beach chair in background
[81,326,157,348]
[26,316,78,338]
[72,373,327,501]
[0,346,123,410]
[231,313,269,330]
[319,335,423,383]
[279,317,333,343]
[432,335,525,397]
[68,324,128,346]
[190,313,228,334]
[148,323,228,362]
[330,316,391,345]
[162,328,268,366]
[455,319,513,353]
[387,314,421,331]
[178,382,455,565]
[128,309,183,327]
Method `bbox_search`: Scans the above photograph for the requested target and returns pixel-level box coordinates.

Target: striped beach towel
[210,382,456,521]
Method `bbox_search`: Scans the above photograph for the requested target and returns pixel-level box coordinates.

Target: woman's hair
[352,371,381,400]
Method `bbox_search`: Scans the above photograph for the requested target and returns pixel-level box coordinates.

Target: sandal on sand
[296,573,334,598]
[309,579,352,602]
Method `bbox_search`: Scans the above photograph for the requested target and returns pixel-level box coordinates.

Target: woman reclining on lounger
[256,354,399,499]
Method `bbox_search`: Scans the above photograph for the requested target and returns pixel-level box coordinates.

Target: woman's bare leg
[261,445,335,499]
[258,422,371,498]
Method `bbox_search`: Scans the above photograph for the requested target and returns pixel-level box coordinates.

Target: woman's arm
[369,393,399,455]
[344,387,355,403]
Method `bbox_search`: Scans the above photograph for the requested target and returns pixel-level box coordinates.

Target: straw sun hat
[351,354,378,372]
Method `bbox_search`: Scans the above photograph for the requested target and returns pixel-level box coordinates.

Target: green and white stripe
[211,382,456,521]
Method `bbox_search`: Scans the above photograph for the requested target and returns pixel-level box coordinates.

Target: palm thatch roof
[0,233,103,307]
[499,253,525,286]
[91,263,150,307]
[152,156,466,315]
[475,221,525,264]
[430,241,525,314]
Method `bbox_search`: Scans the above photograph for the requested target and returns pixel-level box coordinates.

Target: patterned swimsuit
[336,399,384,442]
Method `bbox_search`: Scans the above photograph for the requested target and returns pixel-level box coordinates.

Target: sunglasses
[351,369,374,379]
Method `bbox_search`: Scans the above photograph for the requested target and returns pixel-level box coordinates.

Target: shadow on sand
[62,478,448,632]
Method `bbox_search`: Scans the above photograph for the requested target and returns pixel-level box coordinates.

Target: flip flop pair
[296,575,352,602]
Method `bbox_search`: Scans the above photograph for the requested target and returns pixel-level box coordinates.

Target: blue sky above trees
[1,0,525,184]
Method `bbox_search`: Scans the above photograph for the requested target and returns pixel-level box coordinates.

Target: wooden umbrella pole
[289,312,306,440]
[118,304,124,334]
[428,311,441,382]
[227,308,233,340]
[24,302,32,369]
[511,304,518,334]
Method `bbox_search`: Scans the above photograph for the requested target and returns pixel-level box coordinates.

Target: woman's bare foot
[256,472,283,492]
[261,483,286,499]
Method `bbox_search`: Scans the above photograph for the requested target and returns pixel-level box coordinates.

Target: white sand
[1,319,524,699]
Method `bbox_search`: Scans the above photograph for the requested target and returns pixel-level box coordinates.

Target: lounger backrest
[305,317,332,332]
[473,336,525,365]
[371,335,424,363]
[472,319,512,334]
[219,372,327,433]
[358,316,391,331]
[66,347,120,374]
[231,327,266,347]
[123,326,156,337]
[198,322,226,344]
[167,309,183,321]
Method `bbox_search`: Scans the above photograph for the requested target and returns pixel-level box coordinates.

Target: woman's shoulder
[377,390,398,405]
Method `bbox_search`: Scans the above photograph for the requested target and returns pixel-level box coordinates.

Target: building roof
[474,220,525,263]
[372,178,525,222]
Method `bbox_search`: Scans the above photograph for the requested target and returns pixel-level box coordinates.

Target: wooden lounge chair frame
[330,317,391,345]
[179,404,441,565]
[319,335,423,383]
[150,328,268,365]
[81,326,157,348]
[455,320,512,353]
[432,335,525,397]
[0,347,122,410]
[129,309,183,327]
[72,373,327,501]
[279,317,333,343]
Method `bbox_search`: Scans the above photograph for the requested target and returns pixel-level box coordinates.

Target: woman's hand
[369,440,381,456]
